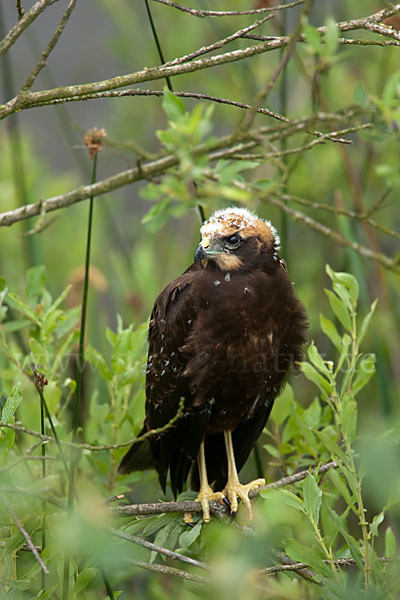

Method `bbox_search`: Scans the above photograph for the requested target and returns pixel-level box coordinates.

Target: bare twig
[0,109,363,229]
[281,193,400,241]
[265,195,400,274]
[151,0,306,17]
[18,0,77,96]
[239,0,313,132]
[163,14,274,67]
[114,461,339,517]
[0,490,49,574]
[0,0,57,59]
[0,439,47,474]
[127,559,208,583]
[26,88,354,145]
[16,1,25,20]
[1,5,399,119]
[257,556,393,576]
[0,397,186,451]
[109,527,208,570]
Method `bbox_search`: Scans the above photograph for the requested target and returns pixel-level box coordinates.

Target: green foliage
[1,1,400,597]
[141,88,258,230]
[1,265,396,599]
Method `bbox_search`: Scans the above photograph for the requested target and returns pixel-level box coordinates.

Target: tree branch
[0,0,57,59]
[113,460,339,517]
[18,0,77,96]
[0,490,50,574]
[257,556,393,576]
[151,0,306,17]
[126,559,208,583]
[109,527,208,570]
[0,397,185,452]
[0,108,362,229]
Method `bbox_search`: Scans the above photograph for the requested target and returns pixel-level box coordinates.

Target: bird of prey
[119,207,307,522]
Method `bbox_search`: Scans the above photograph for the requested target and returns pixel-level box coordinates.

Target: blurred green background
[0,1,400,597]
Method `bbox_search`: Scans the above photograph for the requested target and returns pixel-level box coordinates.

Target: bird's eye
[225,233,241,249]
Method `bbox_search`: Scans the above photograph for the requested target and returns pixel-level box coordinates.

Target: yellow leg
[222,430,265,519]
[184,440,224,524]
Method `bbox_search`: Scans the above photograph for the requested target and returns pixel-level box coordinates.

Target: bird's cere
[200,207,280,250]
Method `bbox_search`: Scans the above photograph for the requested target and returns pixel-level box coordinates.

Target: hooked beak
[194,236,224,264]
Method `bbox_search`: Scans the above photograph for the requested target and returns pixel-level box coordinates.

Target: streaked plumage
[120,207,307,519]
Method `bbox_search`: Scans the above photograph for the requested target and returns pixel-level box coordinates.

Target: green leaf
[320,314,342,351]
[85,344,112,381]
[6,292,41,325]
[179,521,202,549]
[25,265,46,305]
[300,362,332,398]
[271,383,293,426]
[315,429,347,464]
[326,506,364,571]
[325,289,352,331]
[44,284,72,317]
[263,443,280,458]
[141,198,171,232]
[73,567,97,595]
[359,299,377,345]
[261,489,305,514]
[328,469,354,507]
[162,88,186,122]
[385,526,396,558]
[326,265,359,305]
[303,23,323,54]
[352,354,376,396]
[1,383,22,423]
[370,512,385,538]
[283,538,330,577]
[324,17,339,57]
[308,342,331,377]
[303,474,322,524]
[341,394,357,441]
[353,82,368,106]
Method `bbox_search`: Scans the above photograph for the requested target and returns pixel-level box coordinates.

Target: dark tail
[118,427,154,474]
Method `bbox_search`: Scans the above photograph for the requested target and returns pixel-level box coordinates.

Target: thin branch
[25,88,353,145]
[0,490,50,574]
[0,109,363,229]
[127,559,208,583]
[0,439,47,473]
[1,5,399,119]
[257,556,393,576]
[16,1,25,20]
[114,461,339,517]
[163,14,274,67]
[1,37,290,119]
[0,0,57,59]
[265,195,400,274]
[239,0,313,132]
[151,0,306,17]
[0,485,65,509]
[242,34,400,48]
[281,193,400,241]
[0,397,186,451]
[18,0,77,95]
[109,527,208,570]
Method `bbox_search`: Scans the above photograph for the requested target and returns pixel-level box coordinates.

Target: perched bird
[119,207,307,521]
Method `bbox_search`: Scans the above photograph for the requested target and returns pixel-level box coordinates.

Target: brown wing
[119,265,210,496]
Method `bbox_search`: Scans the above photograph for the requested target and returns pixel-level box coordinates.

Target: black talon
[187,521,195,528]
[223,496,231,511]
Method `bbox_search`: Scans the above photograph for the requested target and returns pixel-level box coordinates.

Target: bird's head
[194,207,280,271]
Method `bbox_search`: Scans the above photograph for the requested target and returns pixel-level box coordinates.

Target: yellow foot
[222,478,265,519]
[194,487,225,523]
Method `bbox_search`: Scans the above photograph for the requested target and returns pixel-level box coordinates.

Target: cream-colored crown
[200,207,280,249]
